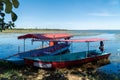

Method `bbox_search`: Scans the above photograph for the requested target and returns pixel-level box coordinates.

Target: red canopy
[58,38,107,42]
[18,33,72,40]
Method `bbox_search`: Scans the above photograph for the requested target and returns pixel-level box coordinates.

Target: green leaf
[0,18,3,21]
[0,0,3,2]
[0,2,4,10]
[12,0,19,8]
[0,12,5,17]
[11,11,17,22]
[4,0,12,13]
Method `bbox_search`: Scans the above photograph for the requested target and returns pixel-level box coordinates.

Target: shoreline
[0,29,102,37]
[1,29,68,33]
[0,59,111,80]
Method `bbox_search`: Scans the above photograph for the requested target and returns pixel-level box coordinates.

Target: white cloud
[88,12,119,17]
[109,0,120,5]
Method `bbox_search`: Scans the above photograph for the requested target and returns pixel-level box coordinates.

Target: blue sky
[8,0,120,30]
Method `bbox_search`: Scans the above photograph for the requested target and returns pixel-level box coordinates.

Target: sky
[6,0,120,30]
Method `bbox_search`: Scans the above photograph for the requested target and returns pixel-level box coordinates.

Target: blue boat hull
[5,43,70,65]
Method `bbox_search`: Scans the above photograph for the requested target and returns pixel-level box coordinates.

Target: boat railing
[35,51,88,62]
[87,50,103,57]
[28,49,105,62]
[19,43,69,58]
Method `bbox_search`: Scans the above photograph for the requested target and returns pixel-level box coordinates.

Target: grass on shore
[1,28,101,37]
[0,59,113,80]
[1,28,68,33]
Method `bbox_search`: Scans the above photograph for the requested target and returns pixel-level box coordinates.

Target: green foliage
[0,0,19,31]
[11,11,17,22]
[4,0,12,13]
[12,0,19,8]
[0,1,3,10]
[0,12,5,17]
[0,0,19,21]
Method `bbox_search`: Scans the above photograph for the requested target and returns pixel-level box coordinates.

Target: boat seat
[44,51,51,54]
[31,54,38,57]
[87,52,98,57]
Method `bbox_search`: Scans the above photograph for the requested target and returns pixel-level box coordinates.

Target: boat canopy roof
[58,38,107,42]
[18,33,72,40]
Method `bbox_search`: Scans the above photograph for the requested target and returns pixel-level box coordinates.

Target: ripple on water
[97,62,120,75]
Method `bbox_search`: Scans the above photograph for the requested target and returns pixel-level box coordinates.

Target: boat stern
[5,57,24,65]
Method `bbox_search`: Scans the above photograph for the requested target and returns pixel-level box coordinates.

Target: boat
[4,33,72,65]
[24,38,111,68]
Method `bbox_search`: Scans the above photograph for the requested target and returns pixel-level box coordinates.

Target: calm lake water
[0,30,120,73]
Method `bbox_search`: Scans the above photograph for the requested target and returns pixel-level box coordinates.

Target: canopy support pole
[18,46,20,53]
[42,41,44,48]
[86,42,89,58]
[24,39,26,52]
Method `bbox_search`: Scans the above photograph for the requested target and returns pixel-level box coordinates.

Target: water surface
[0,30,120,74]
